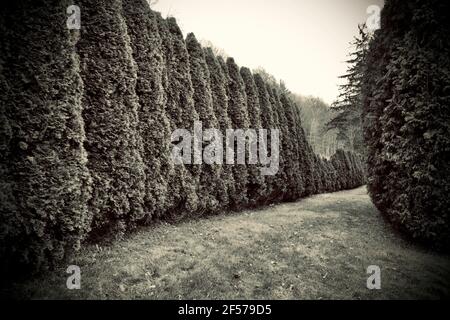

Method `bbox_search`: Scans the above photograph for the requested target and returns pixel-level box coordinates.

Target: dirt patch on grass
[6,187,450,299]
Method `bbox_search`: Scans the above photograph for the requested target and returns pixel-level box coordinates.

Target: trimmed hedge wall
[77,0,146,240]
[0,0,92,271]
[0,1,366,273]
[362,0,450,250]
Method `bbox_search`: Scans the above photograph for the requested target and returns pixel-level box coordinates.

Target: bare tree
[199,39,228,59]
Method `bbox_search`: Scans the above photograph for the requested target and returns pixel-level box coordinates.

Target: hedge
[0,0,92,271]
[362,0,450,249]
[0,1,367,273]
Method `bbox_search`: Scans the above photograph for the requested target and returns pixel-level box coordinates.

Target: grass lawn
[7,186,450,299]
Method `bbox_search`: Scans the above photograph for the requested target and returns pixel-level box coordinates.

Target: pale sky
[152,0,384,104]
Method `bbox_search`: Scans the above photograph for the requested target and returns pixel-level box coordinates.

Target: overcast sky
[152,0,384,104]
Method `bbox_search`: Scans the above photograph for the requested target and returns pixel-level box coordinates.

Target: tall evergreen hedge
[204,48,235,209]
[240,67,266,206]
[77,0,146,239]
[266,85,288,200]
[362,0,450,249]
[224,58,250,209]
[186,33,222,214]
[253,74,277,202]
[279,92,305,199]
[122,0,173,220]
[271,88,297,201]
[156,15,199,218]
[0,4,368,274]
[0,0,92,271]
[292,105,316,196]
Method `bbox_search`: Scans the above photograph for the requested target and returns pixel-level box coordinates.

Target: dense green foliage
[362,0,450,249]
[77,0,146,239]
[122,0,174,220]
[253,74,277,201]
[279,91,305,200]
[0,1,366,273]
[327,25,370,155]
[204,48,235,209]
[0,0,92,271]
[224,58,251,209]
[240,67,266,206]
[157,15,199,219]
[186,33,222,214]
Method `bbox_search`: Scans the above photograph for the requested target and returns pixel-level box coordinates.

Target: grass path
[13,187,450,299]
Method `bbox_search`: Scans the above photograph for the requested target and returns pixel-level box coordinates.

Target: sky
[152,0,384,105]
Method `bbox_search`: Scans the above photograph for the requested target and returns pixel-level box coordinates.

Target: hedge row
[0,0,92,272]
[0,0,366,273]
[362,0,450,250]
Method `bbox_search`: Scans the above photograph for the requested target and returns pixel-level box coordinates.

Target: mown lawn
[7,187,450,299]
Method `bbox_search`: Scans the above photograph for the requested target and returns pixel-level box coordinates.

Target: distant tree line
[0,0,366,274]
[293,95,339,159]
[253,68,340,159]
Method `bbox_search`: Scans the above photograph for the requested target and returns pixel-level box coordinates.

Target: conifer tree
[157,16,199,217]
[269,87,295,200]
[165,18,199,133]
[331,150,349,189]
[253,74,277,202]
[77,0,146,238]
[327,25,370,155]
[307,143,322,194]
[279,92,304,199]
[224,57,250,209]
[321,158,333,192]
[292,104,316,196]
[0,0,91,270]
[185,33,222,214]
[204,48,235,209]
[265,83,287,201]
[240,67,266,205]
[122,0,173,220]
[312,153,325,193]
[328,158,339,192]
